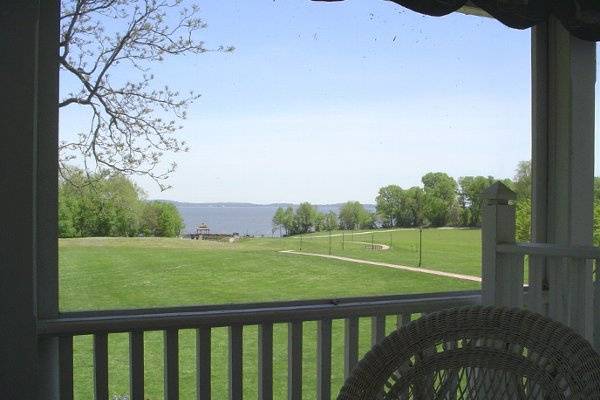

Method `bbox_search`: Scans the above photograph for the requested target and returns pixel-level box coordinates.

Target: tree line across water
[59,161,600,243]
[59,169,183,238]
[273,161,534,238]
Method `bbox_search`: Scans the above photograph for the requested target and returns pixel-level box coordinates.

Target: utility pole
[300,235,303,251]
[342,231,345,250]
[371,232,374,250]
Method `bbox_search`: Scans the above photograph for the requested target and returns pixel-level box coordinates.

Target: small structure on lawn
[196,223,210,235]
[190,223,210,240]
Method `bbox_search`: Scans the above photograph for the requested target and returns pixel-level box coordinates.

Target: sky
[59,0,600,204]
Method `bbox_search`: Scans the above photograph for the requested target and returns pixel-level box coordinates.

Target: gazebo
[2,1,600,399]
[197,224,210,236]
[191,224,211,240]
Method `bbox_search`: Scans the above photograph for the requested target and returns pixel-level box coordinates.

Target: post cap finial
[480,181,516,204]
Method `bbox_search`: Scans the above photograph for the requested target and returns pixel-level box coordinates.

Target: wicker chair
[338,306,600,400]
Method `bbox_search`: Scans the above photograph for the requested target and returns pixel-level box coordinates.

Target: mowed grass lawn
[283,228,482,277]
[59,229,481,399]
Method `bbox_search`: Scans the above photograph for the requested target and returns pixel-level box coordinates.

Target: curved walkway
[304,228,409,239]
[279,250,481,283]
[347,241,390,250]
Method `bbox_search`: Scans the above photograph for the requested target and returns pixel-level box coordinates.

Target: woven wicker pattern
[338,306,600,400]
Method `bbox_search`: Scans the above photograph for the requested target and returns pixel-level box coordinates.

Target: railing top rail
[497,242,600,259]
[38,291,480,336]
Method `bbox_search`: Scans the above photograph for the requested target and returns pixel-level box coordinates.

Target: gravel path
[346,241,390,250]
[279,250,481,282]
[303,228,410,239]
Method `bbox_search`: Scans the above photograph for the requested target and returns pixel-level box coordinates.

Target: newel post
[481,182,522,308]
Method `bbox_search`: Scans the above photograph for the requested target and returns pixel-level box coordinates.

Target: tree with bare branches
[59,0,233,190]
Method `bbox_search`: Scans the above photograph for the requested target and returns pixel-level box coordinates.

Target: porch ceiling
[314,0,600,41]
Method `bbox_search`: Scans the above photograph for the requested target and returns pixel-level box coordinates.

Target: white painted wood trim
[497,243,600,258]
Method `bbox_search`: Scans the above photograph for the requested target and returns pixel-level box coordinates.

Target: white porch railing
[41,182,600,400]
[481,182,600,349]
[37,291,479,400]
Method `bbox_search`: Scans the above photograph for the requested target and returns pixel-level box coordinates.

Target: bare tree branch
[59,0,234,190]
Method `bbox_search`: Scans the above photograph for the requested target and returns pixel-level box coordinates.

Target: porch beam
[0,1,41,399]
[531,18,596,339]
[36,0,61,399]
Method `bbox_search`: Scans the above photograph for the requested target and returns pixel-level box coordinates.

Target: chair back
[338,306,600,399]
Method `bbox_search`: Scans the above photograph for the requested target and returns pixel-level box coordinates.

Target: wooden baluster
[94,333,109,400]
[258,323,273,400]
[568,258,593,340]
[164,329,179,400]
[197,327,211,400]
[396,313,411,330]
[344,317,359,379]
[229,325,243,400]
[59,336,74,400]
[371,315,386,346]
[129,331,144,400]
[444,340,458,400]
[396,313,412,399]
[371,315,387,399]
[528,255,545,314]
[316,319,332,400]
[288,322,303,400]
[548,257,570,326]
[501,253,524,309]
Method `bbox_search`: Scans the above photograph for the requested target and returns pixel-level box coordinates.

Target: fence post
[418,228,422,268]
[481,182,522,308]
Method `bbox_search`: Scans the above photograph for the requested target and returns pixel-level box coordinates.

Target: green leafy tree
[422,172,458,227]
[375,185,404,227]
[593,180,600,247]
[322,211,338,231]
[58,190,79,238]
[594,202,600,247]
[140,201,184,237]
[314,212,325,232]
[511,161,532,241]
[283,207,296,235]
[272,207,287,236]
[513,161,531,200]
[375,185,424,227]
[59,168,144,237]
[294,202,317,234]
[458,176,496,227]
[593,178,600,204]
[58,167,183,238]
[404,187,425,227]
[515,198,532,242]
[105,174,144,236]
[339,201,372,230]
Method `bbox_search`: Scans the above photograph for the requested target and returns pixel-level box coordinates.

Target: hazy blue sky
[59,0,600,204]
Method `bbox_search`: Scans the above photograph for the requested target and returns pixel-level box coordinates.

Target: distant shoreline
[154,200,376,208]
[171,202,376,236]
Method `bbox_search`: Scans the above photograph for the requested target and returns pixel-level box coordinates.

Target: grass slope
[281,228,482,276]
[60,229,480,399]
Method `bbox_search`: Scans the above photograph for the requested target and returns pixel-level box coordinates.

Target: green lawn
[280,228,482,276]
[59,229,481,399]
